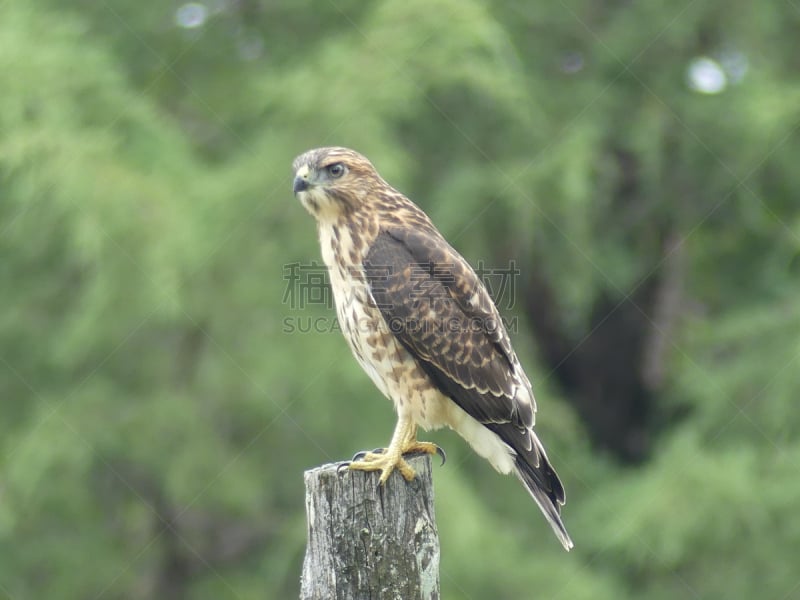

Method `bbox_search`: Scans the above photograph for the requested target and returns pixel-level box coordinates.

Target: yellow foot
[345,442,446,484]
[347,450,416,483]
[403,441,446,464]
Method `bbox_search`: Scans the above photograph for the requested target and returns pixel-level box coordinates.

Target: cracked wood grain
[300,455,440,600]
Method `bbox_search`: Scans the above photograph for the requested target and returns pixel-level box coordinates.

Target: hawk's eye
[326,163,345,178]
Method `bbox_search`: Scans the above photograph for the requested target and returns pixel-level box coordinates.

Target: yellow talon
[403,441,442,458]
[347,417,444,483]
[348,452,416,482]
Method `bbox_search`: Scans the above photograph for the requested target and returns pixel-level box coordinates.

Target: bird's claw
[340,442,445,481]
[352,444,446,466]
[401,442,446,467]
[351,448,386,462]
[345,453,415,483]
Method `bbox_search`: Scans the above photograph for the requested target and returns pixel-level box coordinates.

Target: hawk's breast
[318,222,452,430]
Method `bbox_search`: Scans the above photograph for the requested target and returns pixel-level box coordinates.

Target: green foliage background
[2,1,799,598]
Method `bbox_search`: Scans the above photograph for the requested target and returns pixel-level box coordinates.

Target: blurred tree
[1,0,799,599]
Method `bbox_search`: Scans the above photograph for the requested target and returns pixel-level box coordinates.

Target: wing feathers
[365,226,571,549]
[365,227,537,429]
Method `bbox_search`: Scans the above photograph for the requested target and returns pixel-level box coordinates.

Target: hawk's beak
[293,165,311,194]
[293,175,309,194]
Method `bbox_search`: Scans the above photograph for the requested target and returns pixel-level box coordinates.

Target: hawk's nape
[292,146,573,550]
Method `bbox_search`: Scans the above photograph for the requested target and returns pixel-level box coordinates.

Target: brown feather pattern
[292,147,572,549]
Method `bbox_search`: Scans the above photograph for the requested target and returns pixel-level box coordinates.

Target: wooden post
[300,455,440,600]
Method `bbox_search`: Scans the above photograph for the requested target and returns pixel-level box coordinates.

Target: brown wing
[364,225,570,545]
[364,225,534,430]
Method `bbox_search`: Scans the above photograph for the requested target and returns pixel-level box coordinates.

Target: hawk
[292,147,573,550]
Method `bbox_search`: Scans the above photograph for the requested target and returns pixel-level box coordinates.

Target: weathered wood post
[300,455,440,600]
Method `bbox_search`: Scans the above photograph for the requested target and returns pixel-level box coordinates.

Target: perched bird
[292,147,573,550]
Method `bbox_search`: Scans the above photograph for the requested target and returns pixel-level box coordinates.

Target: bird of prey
[292,147,573,550]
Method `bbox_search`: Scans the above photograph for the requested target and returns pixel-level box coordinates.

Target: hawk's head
[292,147,384,220]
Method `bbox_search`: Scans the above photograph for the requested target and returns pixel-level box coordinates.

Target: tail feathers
[514,448,573,551]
